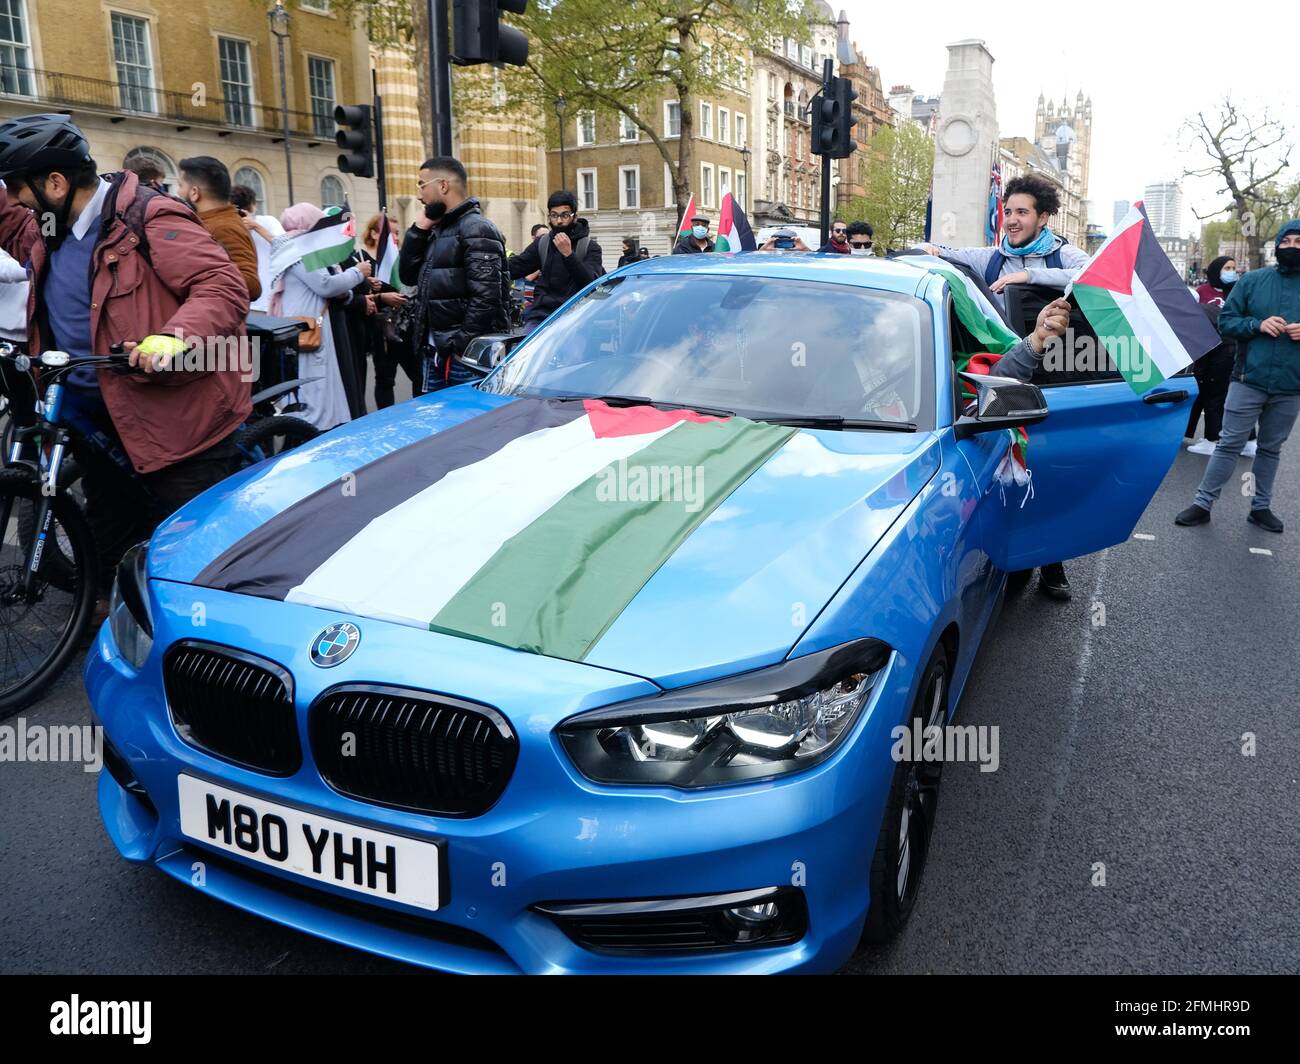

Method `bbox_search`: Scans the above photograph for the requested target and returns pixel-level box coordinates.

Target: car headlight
[558,639,891,787]
[109,542,153,668]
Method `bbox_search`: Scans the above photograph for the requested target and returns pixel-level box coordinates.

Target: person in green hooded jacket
[1176,220,1300,533]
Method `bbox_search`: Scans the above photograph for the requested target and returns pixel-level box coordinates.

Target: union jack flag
[986,158,1003,245]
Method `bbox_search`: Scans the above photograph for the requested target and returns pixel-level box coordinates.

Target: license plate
[177,775,444,912]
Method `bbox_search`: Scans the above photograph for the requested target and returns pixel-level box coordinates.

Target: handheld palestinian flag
[676,194,698,243]
[715,193,757,252]
[268,206,356,279]
[374,210,402,288]
[1068,202,1221,395]
[196,399,795,662]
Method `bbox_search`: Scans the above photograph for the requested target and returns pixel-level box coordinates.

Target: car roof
[614,251,934,298]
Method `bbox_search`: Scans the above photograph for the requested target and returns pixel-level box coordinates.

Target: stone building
[0,0,378,222]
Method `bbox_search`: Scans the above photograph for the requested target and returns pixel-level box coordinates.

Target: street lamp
[740,145,751,209]
[555,94,568,192]
[268,1,294,205]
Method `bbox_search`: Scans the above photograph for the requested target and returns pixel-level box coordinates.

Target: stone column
[930,40,998,248]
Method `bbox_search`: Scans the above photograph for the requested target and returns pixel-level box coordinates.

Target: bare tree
[1184,99,1294,268]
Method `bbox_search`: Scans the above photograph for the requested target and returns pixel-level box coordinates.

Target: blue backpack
[984,246,1062,287]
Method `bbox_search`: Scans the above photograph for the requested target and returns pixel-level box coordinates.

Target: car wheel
[860,643,949,944]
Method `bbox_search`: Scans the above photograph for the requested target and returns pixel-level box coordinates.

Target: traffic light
[334,104,374,178]
[811,75,859,159]
[452,0,529,67]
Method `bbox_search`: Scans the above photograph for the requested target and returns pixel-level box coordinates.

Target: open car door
[985,283,1197,572]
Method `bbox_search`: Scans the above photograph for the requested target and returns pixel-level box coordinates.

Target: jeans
[421,345,479,392]
[1193,381,1300,512]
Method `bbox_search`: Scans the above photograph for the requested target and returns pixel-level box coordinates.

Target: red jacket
[0,171,251,473]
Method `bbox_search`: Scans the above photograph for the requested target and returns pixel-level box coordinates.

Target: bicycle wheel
[0,468,96,718]
[235,415,321,467]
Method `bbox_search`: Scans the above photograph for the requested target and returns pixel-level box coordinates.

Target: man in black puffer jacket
[399,155,509,390]
[508,190,604,332]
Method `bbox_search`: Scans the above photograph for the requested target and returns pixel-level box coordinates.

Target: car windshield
[482,273,935,429]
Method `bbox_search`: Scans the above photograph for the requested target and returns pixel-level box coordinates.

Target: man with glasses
[818,219,852,254]
[507,191,604,333]
[399,155,510,390]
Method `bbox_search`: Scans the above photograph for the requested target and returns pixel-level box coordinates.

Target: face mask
[1275,247,1300,269]
[692,225,708,240]
[850,247,871,256]
[423,200,447,223]
[1219,270,1238,285]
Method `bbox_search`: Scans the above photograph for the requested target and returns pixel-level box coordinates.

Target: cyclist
[0,113,252,602]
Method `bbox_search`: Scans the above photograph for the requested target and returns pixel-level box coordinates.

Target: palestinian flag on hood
[676,194,698,242]
[196,399,795,662]
[715,192,757,252]
[1068,202,1221,395]
[268,206,356,279]
[374,210,402,288]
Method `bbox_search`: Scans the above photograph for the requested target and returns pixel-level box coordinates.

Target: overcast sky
[837,0,1298,235]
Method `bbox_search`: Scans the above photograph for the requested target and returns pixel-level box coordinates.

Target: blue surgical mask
[692,225,708,240]
[1219,270,1238,285]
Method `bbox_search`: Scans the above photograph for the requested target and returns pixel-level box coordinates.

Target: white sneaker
[1243,440,1258,457]
[1187,439,1218,455]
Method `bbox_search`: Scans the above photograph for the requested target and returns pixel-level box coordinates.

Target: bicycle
[0,340,320,717]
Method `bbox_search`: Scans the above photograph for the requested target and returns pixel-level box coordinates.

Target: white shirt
[248,213,285,312]
[0,245,27,341]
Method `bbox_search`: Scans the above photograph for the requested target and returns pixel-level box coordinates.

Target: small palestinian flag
[1069,202,1221,395]
[374,210,402,288]
[676,193,698,242]
[196,399,795,662]
[715,192,757,253]
[268,206,356,279]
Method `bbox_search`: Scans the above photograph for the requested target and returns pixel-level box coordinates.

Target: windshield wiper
[751,414,919,432]
[553,394,736,418]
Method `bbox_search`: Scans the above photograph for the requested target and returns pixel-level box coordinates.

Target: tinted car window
[485,273,936,429]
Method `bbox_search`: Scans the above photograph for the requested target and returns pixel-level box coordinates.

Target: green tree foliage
[841,122,934,253]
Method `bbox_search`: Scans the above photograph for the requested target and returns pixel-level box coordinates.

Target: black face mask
[1275,246,1300,270]
[423,200,447,223]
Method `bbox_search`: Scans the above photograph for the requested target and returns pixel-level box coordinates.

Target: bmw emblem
[311,622,360,667]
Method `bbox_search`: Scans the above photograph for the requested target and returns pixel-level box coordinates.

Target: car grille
[163,642,300,775]
[309,686,517,817]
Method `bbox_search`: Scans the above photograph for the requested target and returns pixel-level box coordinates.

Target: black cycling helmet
[0,113,92,182]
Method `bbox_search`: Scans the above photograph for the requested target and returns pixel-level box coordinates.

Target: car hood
[152,389,940,689]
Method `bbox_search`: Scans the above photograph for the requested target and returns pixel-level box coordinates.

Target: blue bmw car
[88,253,1192,973]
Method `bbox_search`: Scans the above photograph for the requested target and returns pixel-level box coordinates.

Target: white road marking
[1249,548,1273,556]
[1133,533,1156,541]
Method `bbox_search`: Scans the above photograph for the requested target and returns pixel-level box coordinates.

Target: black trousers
[1187,349,1234,441]
[80,440,239,596]
[373,326,424,408]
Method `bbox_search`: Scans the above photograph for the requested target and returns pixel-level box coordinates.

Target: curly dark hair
[1003,174,1061,217]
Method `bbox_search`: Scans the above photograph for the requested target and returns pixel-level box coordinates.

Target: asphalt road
[2,434,1297,975]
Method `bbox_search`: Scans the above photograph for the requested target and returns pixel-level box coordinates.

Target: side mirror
[955,372,1049,438]
[456,333,525,376]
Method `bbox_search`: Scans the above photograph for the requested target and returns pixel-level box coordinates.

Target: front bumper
[88,582,906,975]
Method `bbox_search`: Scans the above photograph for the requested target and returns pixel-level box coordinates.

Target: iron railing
[0,64,332,140]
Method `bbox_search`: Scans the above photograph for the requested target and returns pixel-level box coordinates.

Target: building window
[320,174,346,208]
[767,73,776,99]
[0,0,34,95]
[717,108,729,145]
[218,37,255,127]
[232,166,267,214]
[576,110,595,146]
[619,165,639,210]
[307,56,336,137]
[699,102,712,139]
[665,100,680,138]
[111,12,155,114]
[719,167,731,202]
[665,163,675,208]
[767,115,776,149]
[122,146,175,191]
[300,0,331,11]
[736,114,746,148]
[577,167,597,211]
[737,171,747,211]
[620,110,638,142]
[700,163,714,208]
